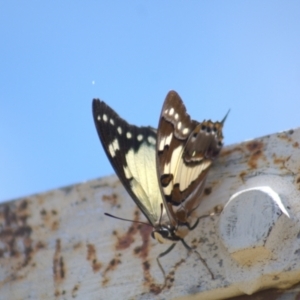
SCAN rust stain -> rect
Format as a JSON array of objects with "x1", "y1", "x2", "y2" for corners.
[
  {"x1": 102, "y1": 255, "x2": 122, "y2": 285},
  {"x1": 293, "y1": 141, "x2": 299, "y2": 148},
  {"x1": 272, "y1": 154, "x2": 293, "y2": 173},
  {"x1": 72, "y1": 283, "x2": 80, "y2": 298},
  {"x1": 101, "y1": 209, "x2": 141, "y2": 286},
  {"x1": 246, "y1": 141, "x2": 265, "y2": 169},
  {"x1": 53, "y1": 239, "x2": 66, "y2": 284},
  {"x1": 220, "y1": 146, "x2": 244, "y2": 158},
  {"x1": 165, "y1": 259, "x2": 186, "y2": 289},
  {"x1": 40, "y1": 208, "x2": 60, "y2": 231},
  {"x1": 52, "y1": 221, "x2": 59, "y2": 231},
  {"x1": 248, "y1": 150, "x2": 263, "y2": 169},
  {"x1": 102, "y1": 193, "x2": 120, "y2": 208},
  {"x1": 115, "y1": 209, "x2": 141, "y2": 250},
  {"x1": 239, "y1": 171, "x2": 247, "y2": 183},
  {"x1": 204, "y1": 187, "x2": 212, "y2": 196},
  {"x1": 246, "y1": 141, "x2": 263, "y2": 152},
  {"x1": 296, "y1": 176, "x2": 300, "y2": 190},
  {"x1": 136, "y1": 225, "x2": 159, "y2": 292},
  {"x1": 73, "y1": 242, "x2": 82, "y2": 250},
  {"x1": 272, "y1": 153, "x2": 290, "y2": 166},
  {"x1": 86, "y1": 243, "x2": 102, "y2": 273},
  {"x1": 277, "y1": 131, "x2": 293, "y2": 143},
  {"x1": 0, "y1": 201, "x2": 34, "y2": 268}
]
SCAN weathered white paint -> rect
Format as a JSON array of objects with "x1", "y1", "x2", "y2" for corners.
[{"x1": 1, "y1": 128, "x2": 300, "y2": 300}]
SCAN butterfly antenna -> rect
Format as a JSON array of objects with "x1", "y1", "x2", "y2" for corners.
[
  {"x1": 104, "y1": 213, "x2": 152, "y2": 227},
  {"x1": 221, "y1": 109, "x2": 230, "y2": 125}
]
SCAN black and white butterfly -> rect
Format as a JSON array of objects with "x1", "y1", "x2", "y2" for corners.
[{"x1": 92, "y1": 90, "x2": 228, "y2": 280}]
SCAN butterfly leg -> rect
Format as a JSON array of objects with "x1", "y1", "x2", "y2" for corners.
[
  {"x1": 181, "y1": 238, "x2": 214, "y2": 279},
  {"x1": 156, "y1": 243, "x2": 176, "y2": 283}
]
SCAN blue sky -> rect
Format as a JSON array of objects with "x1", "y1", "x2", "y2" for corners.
[{"x1": 0, "y1": 2, "x2": 299, "y2": 202}]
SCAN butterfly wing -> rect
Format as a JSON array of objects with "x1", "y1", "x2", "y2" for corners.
[
  {"x1": 156, "y1": 91, "x2": 225, "y2": 225},
  {"x1": 92, "y1": 99, "x2": 163, "y2": 226}
]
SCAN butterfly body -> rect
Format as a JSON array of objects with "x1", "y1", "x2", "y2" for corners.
[{"x1": 92, "y1": 91, "x2": 227, "y2": 279}]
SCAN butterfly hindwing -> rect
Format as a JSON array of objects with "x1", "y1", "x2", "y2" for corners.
[
  {"x1": 92, "y1": 99, "x2": 163, "y2": 226},
  {"x1": 156, "y1": 91, "x2": 225, "y2": 224}
]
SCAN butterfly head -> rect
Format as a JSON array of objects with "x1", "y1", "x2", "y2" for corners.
[{"x1": 151, "y1": 225, "x2": 181, "y2": 244}]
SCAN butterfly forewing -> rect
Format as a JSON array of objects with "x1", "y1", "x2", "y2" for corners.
[
  {"x1": 92, "y1": 99, "x2": 163, "y2": 226},
  {"x1": 156, "y1": 91, "x2": 225, "y2": 225}
]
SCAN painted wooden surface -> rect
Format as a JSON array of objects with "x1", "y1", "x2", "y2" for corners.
[{"x1": 1, "y1": 128, "x2": 300, "y2": 299}]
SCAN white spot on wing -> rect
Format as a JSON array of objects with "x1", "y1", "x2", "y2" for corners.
[
  {"x1": 127, "y1": 132, "x2": 132, "y2": 139},
  {"x1": 169, "y1": 108, "x2": 174, "y2": 116},
  {"x1": 110, "y1": 119, "x2": 114, "y2": 125},
  {"x1": 177, "y1": 122, "x2": 182, "y2": 130},
  {"x1": 182, "y1": 128, "x2": 189, "y2": 135},
  {"x1": 108, "y1": 139, "x2": 120, "y2": 157},
  {"x1": 158, "y1": 132, "x2": 173, "y2": 151},
  {"x1": 97, "y1": 115, "x2": 101, "y2": 121},
  {"x1": 163, "y1": 145, "x2": 183, "y2": 180},
  {"x1": 148, "y1": 136, "x2": 156, "y2": 145},
  {"x1": 123, "y1": 165, "x2": 132, "y2": 179},
  {"x1": 175, "y1": 113, "x2": 179, "y2": 120},
  {"x1": 117, "y1": 127, "x2": 122, "y2": 135},
  {"x1": 137, "y1": 134, "x2": 143, "y2": 141},
  {"x1": 103, "y1": 114, "x2": 108, "y2": 122}
]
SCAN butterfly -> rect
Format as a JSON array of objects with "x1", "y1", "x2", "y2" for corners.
[{"x1": 92, "y1": 90, "x2": 228, "y2": 280}]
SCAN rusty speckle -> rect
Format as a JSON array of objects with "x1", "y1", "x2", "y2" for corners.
[
  {"x1": 134, "y1": 246, "x2": 141, "y2": 255},
  {"x1": 138, "y1": 225, "x2": 152, "y2": 260},
  {"x1": 116, "y1": 228, "x2": 135, "y2": 250},
  {"x1": 73, "y1": 242, "x2": 82, "y2": 250},
  {"x1": 19, "y1": 200, "x2": 28, "y2": 210},
  {"x1": 150, "y1": 283, "x2": 162, "y2": 295},
  {"x1": 36, "y1": 241, "x2": 45, "y2": 250},
  {"x1": 247, "y1": 143, "x2": 270, "y2": 170},
  {"x1": 51, "y1": 221, "x2": 59, "y2": 231},
  {"x1": 102, "y1": 193, "x2": 119, "y2": 207},
  {"x1": 246, "y1": 141, "x2": 263, "y2": 152},
  {"x1": 15, "y1": 225, "x2": 32, "y2": 237},
  {"x1": 4, "y1": 205, "x2": 17, "y2": 226},
  {"x1": 72, "y1": 284, "x2": 80, "y2": 298},
  {"x1": 53, "y1": 239, "x2": 66, "y2": 283},
  {"x1": 51, "y1": 210, "x2": 57, "y2": 215},
  {"x1": 220, "y1": 146, "x2": 243, "y2": 157},
  {"x1": 297, "y1": 177, "x2": 300, "y2": 184},
  {"x1": 248, "y1": 148, "x2": 265, "y2": 169},
  {"x1": 86, "y1": 244, "x2": 102, "y2": 273},
  {"x1": 143, "y1": 260, "x2": 150, "y2": 271},
  {"x1": 239, "y1": 171, "x2": 247, "y2": 182},
  {"x1": 60, "y1": 257, "x2": 65, "y2": 278},
  {"x1": 273, "y1": 155, "x2": 286, "y2": 166},
  {"x1": 0, "y1": 202, "x2": 35, "y2": 267},
  {"x1": 115, "y1": 209, "x2": 141, "y2": 251},
  {"x1": 204, "y1": 187, "x2": 212, "y2": 196},
  {"x1": 40, "y1": 209, "x2": 47, "y2": 216},
  {"x1": 102, "y1": 256, "x2": 122, "y2": 285}
]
